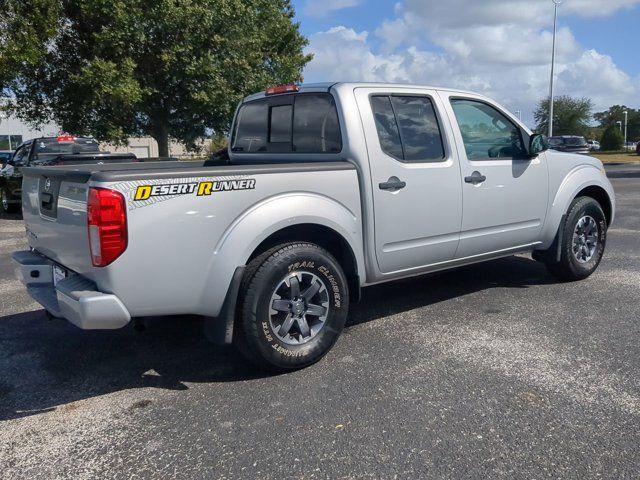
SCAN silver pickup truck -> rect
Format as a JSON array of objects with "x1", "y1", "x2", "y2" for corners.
[{"x1": 13, "y1": 82, "x2": 615, "y2": 370}]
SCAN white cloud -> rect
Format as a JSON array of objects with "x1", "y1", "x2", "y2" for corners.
[
  {"x1": 303, "y1": 0, "x2": 361, "y2": 18},
  {"x1": 303, "y1": 0, "x2": 640, "y2": 125}
]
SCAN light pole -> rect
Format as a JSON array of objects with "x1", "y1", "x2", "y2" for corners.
[
  {"x1": 616, "y1": 121, "x2": 622, "y2": 133},
  {"x1": 623, "y1": 110, "x2": 628, "y2": 148},
  {"x1": 548, "y1": 0, "x2": 562, "y2": 138}
]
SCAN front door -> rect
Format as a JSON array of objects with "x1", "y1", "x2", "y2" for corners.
[
  {"x1": 355, "y1": 87, "x2": 463, "y2": 274},
  {"x1": 439, "y1": 94, "x2": 549, "y2": 259}
]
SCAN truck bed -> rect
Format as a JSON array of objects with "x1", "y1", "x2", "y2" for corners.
[{"x1": 19, "y1": 159, "x2": 360, "y2": 318}]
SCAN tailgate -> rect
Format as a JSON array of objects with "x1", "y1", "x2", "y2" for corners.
[{"x1": 21, "y1": 169, "x2": 92, "y2": 275}]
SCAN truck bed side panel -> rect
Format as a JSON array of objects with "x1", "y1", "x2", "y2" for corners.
[{"x1": 21, "y1": 162, "x2": 362, "y2": 318}]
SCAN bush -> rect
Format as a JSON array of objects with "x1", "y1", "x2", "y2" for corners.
[{"x1": 600, "y1": 125, "x2": 624, "y2": 151}]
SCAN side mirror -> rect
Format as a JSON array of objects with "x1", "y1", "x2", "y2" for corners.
[{"x1": 529, "y1": 133, "x2": 548, "y2": 156}]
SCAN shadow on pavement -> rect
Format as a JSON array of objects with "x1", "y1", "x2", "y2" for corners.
[
  {"x1": 0, "y1": 255, "x2": 554, "y2": 421},
  {"x1": 0, "y1": 210, "x2": 23, "y2": 221}
]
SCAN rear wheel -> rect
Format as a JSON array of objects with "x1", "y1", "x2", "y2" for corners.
[
  {"x1": 235, "y1": 242, "x2": 349, "y2": 370},
  {"x1": 0, "y1": 186, "x2": 19, "y2": 214},
  {"x1": 545, "y1": 196, "x2": 607, "y2": 281}
]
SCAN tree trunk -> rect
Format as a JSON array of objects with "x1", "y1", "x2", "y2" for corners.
[{"x1": 155, "y1": 129, "x2": 170, "y2": 158}]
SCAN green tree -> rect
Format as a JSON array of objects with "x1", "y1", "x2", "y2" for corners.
[
  {"x1": 0, "y1": 0, "x2": 311, "y2": 156},
  {"x1": 534, "y1": 96, "x2": 593, "y2": 137},
  {"x1": 594, "y1": 105, "x2": 640, "y2": 142},
  {"x1": 600, "y1": 125, "x2": 624, "y2": 151}
]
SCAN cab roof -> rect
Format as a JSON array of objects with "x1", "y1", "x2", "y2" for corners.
[{"x1": 242, "y1": 82, "x2": 479, "y2": 103}]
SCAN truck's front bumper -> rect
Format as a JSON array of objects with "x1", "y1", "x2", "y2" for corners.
[{"x1": 12, "y1": 250, "x2": 131, "y2": 329}]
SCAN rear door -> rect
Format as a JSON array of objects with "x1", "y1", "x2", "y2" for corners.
[
  {"x1": 355, "y1": 87, "x2": 463, "y2": 273},
  {"x1": 439, "y1": 93, "x2": 549, "y2": 258}
]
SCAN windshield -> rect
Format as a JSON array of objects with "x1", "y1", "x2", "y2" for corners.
[
  {"x1": 564, "y1": 137, "x2": 587, "y2": 146},
  {"x1": 34, "y1": 137, "x2": 101, "y2": 155}
]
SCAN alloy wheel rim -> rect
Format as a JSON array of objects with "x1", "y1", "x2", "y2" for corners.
[
  {"x1": 572, "y1": 215, "x2": 598, "y2": 263},
  {"x1": 269, "y1": 271, "x2": 330, "y2": 345},
  {"x1": 1, "y1": 189, "x2": 7, "y2": 210}
]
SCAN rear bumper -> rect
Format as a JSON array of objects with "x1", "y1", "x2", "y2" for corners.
[{"x1": 12, "y1": 250, "x2": 131, "y2": 329}]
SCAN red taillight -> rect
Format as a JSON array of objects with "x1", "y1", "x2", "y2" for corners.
[
  {"x1": 87, "y1": 187, "x2": 127, "y2": 267},
  {"x1": 57, "y1": 134, "x2": 75, "y2": 143},
  {"x1": 265, "y1": 84, "x2": 299, "y2": 96}
]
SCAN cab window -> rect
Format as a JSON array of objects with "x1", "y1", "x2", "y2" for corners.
[
  {"x1": 370, "y1": 95, "x2": 445, "y2": 163},
  {"x1": 12, "y1": 144, "x2": 30, "y2": 166},
  {"x1": 232, "y1": 93, "x2": 342, "y2": 154},
  {"x1": 450, "y1": 99, "x2": 526, "y2": 160}
]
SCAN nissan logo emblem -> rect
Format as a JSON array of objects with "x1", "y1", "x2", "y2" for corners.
[{"x1": 44, "y1": 178, "x2": 51, "y2": 192}]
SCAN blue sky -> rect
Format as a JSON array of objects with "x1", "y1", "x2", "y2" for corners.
[{"x1": 290, "y1": 0, "x2": 640, "y2": 125}]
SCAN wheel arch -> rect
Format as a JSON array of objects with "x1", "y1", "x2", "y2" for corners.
[
  {"x1": 575, "y1": 185, "x2": 612, "y2": 226},
  {"x1": 539, "y1": 166, "x2": 615, "y2": 249},
  {"x1": 247, "y1": 223, "x2": 361, "y2": 302},
  {"x1": 199, "y1": 192, "x2": 364, "y2": 319}
]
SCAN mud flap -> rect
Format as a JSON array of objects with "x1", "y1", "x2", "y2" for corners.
[
  {"x1": 532, "y1": 214, "x2": 566, "y2": 264},
  {"x1": 203, "y1": 266, "x2": 245, "y2": 345}
]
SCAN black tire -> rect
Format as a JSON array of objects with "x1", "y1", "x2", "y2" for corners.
[
  {"x1": 235, "y1": 242, "x2": 349, "y2": 370},
  {"x1": 546, "y1": 196, "x2": 607, "y2": 281},
  {"x1": 0, "y1": 186, "x2": 19, "y2": 214}
]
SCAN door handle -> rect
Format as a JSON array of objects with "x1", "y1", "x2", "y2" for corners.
[
  {"x1": 379, "y1": 176, "x2": 406, "y2": 191},
  {"x1": 464, "y1": 171, "x2": 486, "y2": 185}
]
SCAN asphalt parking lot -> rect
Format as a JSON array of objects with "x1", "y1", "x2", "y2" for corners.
[{"x1": 1, "y1": 164, "x2": 639, "y2": 479}]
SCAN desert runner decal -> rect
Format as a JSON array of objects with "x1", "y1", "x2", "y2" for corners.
[{"x1": 133, "y1": 178, "x2": 256, "y2": 201}]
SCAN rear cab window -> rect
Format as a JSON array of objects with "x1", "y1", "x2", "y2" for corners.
[
  {"x1": 231, "y1": 93, "x2": 342, "y2": 155},
  {"x1": 33, "y1": 137, "x2": 101, "y2": 160}
]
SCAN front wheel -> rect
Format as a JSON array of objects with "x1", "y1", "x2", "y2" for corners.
[
  {"x1": 236, "y1": 242, "x2": 349, "y2": 370},
  {"x1": 546, "y1": 196, "x2": 607, "y2": 281}
]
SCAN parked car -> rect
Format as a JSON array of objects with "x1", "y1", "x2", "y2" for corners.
[
  {"x1": 623, "y1": 141, "x2": 638, "y2": 152},
  {"x1": 0, "y1": 135, "x2": 137, "y2": 213},
  {"x1": 13, "y1": 83, "x2": 615, "y2": 370},
  {"x1": 0, "y1": 150, "x2": 13, "y2": 165},
  {"x1": 548, "y1": 136, "x2": 591, "y2": 155},
  {"x1": 586, "y1": 139, "x2": 600, "y2": 151},
  {"x1": 636, "y1": 142, "x2": 640, "y2": 155}
]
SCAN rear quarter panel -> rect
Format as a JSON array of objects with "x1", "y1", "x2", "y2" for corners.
[{"x1": 92, "y1": 166, "x2": 364, "y2": 317}]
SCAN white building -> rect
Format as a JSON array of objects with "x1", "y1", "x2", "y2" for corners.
[{"x1": 0, "y1": 111, "x2": 58, "y2": 150}]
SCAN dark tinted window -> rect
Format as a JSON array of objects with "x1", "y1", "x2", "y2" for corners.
[
  {"x1": 269, "y1": 105, "x2": 292, "y2": 143},
  {"x1": 293, "y1": 94, "x2": 341, "y2": 153},
  {"x1": 232, "y1": 93, "x2": 341, "y2": 154},
  {"x1": 548, "y1": 137, "x2": 563, "y2": 147},
  {"x1": 233, "y1": 101, "x2": 269, "y2": 152},
  {"x1": 13, "y1": 144, "x2": 30, "y2": 166},
  {"x1": 565, "y1": 136, "x2": 587, "y2": 146},
  {"x1": 33, "y1": 137, "x2": 101, "y2": 156},
  {"x1": 370, "y1": 96, "x2": 403, "y2": 159},
  {"x1": 451, "y1": 99, "x2": 526, "y2": 160},
  {"x1": 370, "y1": 95, "x2": 445, "y2": 162}
]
